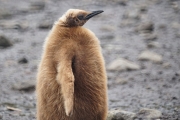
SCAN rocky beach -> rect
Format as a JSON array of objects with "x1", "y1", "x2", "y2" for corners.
[{"x1": 0, "y1": 0, "x2": 180, "y2": 119}]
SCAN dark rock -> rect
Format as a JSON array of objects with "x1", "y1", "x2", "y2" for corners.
[
  {"x1": 172, "y1": 96, "x2": 177, "y2": 100},
  {"x1": 0, "y1": 35, "x2": 12, "y2": 48},
  {"x1": 158, "y1": 71, "x2": 163, "y2": 74},
  {"x1": 112, "y1": 0, "x2": 128, "y2": 6},
  {"x1": 139, "y1": 5, "x2": 148, "y2": 13},
  {"x1": 146, "y1": 86, "x2": 151, "y2": 89},
  {"x1": 172, "y1": 76, "x2": 176, "y2": 81},
  {"x1": 175, "y1": 71, "x2": 180, "y2": 76},
  {"x1": 118, "y1": 0, "x2": 128, "y2": 6},
  {"x1": 18, "y1": 57, "x2": 28, "y2": 64}
]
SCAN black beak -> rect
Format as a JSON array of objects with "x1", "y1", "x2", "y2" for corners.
[{"x1": 84, "y1": 10, "x2": 104, "y2": 20}]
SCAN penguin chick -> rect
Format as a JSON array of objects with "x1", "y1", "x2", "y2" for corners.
[{"x1": 36, "y1": 9, "x2": 107, "y2": 120}]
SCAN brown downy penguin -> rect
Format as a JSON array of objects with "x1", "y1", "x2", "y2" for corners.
[{"x1": 36, "y1": 9, "x2": 107, "y2": 120}]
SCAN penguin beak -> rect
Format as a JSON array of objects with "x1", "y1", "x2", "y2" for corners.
[{"x1": 84, "y1": 10, "x2": 104, "y2": 20}]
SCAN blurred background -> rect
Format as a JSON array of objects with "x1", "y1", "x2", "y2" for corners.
[{"x1": 0, "y1": 0, "x2": 180, "y2": 119}]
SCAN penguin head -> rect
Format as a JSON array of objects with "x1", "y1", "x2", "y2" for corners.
[{"x1": 59, "y1": 9, "x2": 103, "y2": 27}]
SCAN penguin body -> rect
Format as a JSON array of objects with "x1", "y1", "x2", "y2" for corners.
[{"x1": 36, "y1": 9, "x2": 107, "y2": 120}]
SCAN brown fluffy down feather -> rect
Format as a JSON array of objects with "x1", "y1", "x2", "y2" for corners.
[{"x1": 36, "y1": 9, "x2": 108, "y2": 120}]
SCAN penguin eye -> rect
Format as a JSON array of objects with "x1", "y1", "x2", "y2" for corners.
[{"x1": 77, "y1": 15, "x2": 84, "y2": 20}]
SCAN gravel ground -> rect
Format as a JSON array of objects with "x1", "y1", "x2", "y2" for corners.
[{"x1": 0, "y1": 0, "x2": 180, "y2": 119}]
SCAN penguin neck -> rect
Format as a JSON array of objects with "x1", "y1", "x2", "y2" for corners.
[
  {"x1": 52, "y1": 22, "x2": 85, "y2": 38},
  {"x1": 55, "y1": 19, "x2": 68, "y2": 27}
]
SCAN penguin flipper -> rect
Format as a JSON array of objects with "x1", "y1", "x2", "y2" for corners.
[{"x1": 56, "y1": 56, "x2": 74, "y2": 116}]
